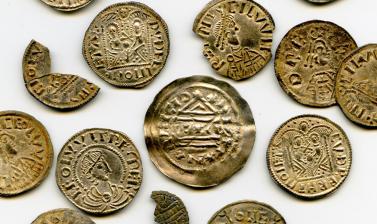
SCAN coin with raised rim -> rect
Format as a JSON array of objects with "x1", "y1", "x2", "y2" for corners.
[
  {"x1": 32, "y1": 208, "x2": 95, "y2": 224},
  {"x1": 193, "y1": 0, "x2": 275, "y2": 80},
  {"x1": 151, "y1": 191, "x2": 189, "y2": 224},
  {"x1": 83, "y1": 2, "x2": 170, "y2": 88},
  {"x1": 0, "y1": 111, "x2": 53, "y2": 197},
  {"x1": 208, "y1": 200, "x2": 286, "y2": 223},
  {"x1": 267, "y1": 115, "x2": 352, "y2": 199},
  {"x1": 144, "y1": 75, "x2": 255, "y2": 188},
  {"x1": 275, "y1": 20, "x2": 357, "y2": 107},
  {"x1": 40, "y1": 0, "x2": 93, "y2": 11},
  {"x1": 56, "y1": 128, "x2": 143, "y2": 215},
  {"x1": 336, "y1": 44, "x2": 377, "y2": 128}
]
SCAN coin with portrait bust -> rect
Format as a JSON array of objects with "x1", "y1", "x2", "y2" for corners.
[
  {"x1": 208, "y1": 200, "x2": 286, "y2": 223},
  {"x1": 32, "y1": 208, "x2": 95, "y2": 224},
  {"x1": 193, "y1": 0, "x2": 275, "y2": 80},
  {"x1": 56, "y1": 128, "x2": 143, "y2": 215},
  {"x1": 144, "y1": 75, "x2": 256, "y2": 188},
  {"x1": 267, "y1": 115, "x2": 352, "y2": 199},
  {"x1": 40, "y1": 0, "x2": 93, "y2": 11},
  {"x1": 275, "y1": 20, "x2": 357, "y2": 107},
  {"x1": 151, "y1": 191, "x2": 189, "y2": 224},
  {"x1": 83, "y1": 2, "x2": 170, "y2": 88},
  {"x1": 0, "y1": 111, "x2": 53, "y2": 197}
]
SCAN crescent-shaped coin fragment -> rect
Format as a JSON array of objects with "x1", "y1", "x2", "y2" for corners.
[
  {"x1": 40, "y1": 0, "x2": 94, "y2": 11},
  {"x1": 151, "y1": 191, "x2": 189, "y2": 224},
  {"x1": 23, "y1": 40, "x2": 100, "y2": 110},
  {"x1": 32, "y1": 208, "x2": 95, "y2": 224}
]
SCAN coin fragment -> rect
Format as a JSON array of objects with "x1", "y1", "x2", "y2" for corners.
[
  {"x1": 83, "y1": 2, "x2": 170, "y2": 88},
  {"x1": 0, "y1": 111, "x2": 53, "y2": 196},
  {"x1": 40, "y1": 0, "x2": 93, "y2": 11},
  {"x1": 336, "y1": 44, "x2": 377, "y2": 127},
  {"x1": 274, "y1": 20, "x2": 357, "y2": 107},
  {"x1": 144, "y1": 75, "x2": 255, "y2": 187},
  {"x1": 151, "y1": 191, "x2": 189, "y2": 224},
  {"x1": 32, "y1": 208, "x2": 95, "y2": 224},
  {"x1": 208, "y1": 200, "x2": 286, "y2": 224},
  {"x1": 56, "y1": 128, "x2": 143, "y2": 215},
  {"x1": 267, "y1": 115, "x2": 352, "y2": 199},
  {"x1": 23, "y1": 40, "x2": 100, "y2": 110},
  {"x1": 193, "y1": 0, "x2": 275, "y2": 80}
]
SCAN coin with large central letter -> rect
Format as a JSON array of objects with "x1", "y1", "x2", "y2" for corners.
[
  {"x1": 56, "y1": 128, "x2": 143, "y2": 215},
  {"x1": 193, "y1": 0, "x2": 275, "y2": 80},
  {"x1": 144, "y1": 76, "x2": 255, "y2": 188},
  {"x1": 0, "y1": 111, "x2": 53, "y2": 197},
  {"x1": 267, "y1": 115, "x2": 352, "y2": 199},
  {"x1": 32, "y1": 208, "x2": 95, "y2": 224},
  {"x1": 83, "y1": 2, "x2": 170, "y2": 88}
]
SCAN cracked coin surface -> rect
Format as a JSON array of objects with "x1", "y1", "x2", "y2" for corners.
[
  {"x1": 0, "y1": 111, "x2": 53, "y2": 197},
  {"x1": 144, "y1": 76, "x2": 255, "y2": 188},
  {"x1": 267, "y1": 115, "x2": 352, "y2": 199},
  {"x1": 151, "y1": 191, "x2": 189, "y2": 224},
  {"x1": 208, "y1": 200, "x2": 286, "y2": 224},
  {"x1": 32, "y1": 208, "x2": 95, "y2": 224},
  {"x1": 275, "y1": 20, "x2": 357, "y2": 107},
  {"x1": 193, "y1": 0, "x2": 274, "y2": 80},
  {"x1": 336, "y1": 44, "x2": 377, "y2": 128},
  {"x1": 56, "y1": 128, "x2": 143, "y2": 215},
  {"x1": 23, "y1": 40, "x2": 100, "y2": 110},
  {"x1": 83, "y1": 2, "x2": 169, "y2": 88},
  {"x1": 40, "y1": 0, "x2": 93, "y2": 11}
]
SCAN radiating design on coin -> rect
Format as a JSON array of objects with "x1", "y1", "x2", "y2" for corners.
[
  {"x1": 56, "y1": 128, "x2": 142, "y2": 215},
  {"x1": 151, "y1": 191, "x2": 189, "y2": 224},
  {"x1": 208, "y1": 200, "x2": 286, "y2": 223},
  {"x1": 267, "y1": 115, "x2": 352, "y2": 199},
  {"x1": 336, "y1": 44, "x2": 377, "y2": 127},
  {"x1": 32, "y1": 208, "x2": 95, "y2": 224},
  {"x1": 275, "y1": 20, "x2": 357, "y2": 107},
  {"x1": 83, "y1": 2, "x2": 169, "y2": 88},
  {"x1": 40, "y1": 0, "x2": 93, "y2": 11},
  {"x1": 145, "y1": 76, "x2": 255, "y2": 187},
  {"x1": 23, "y1": 40, "x2": 100, "y2": 110},
  {"x1": 0, "y1": 111, "x2": 53, "y2": 196},
  {"x1": 193, "y1": 0, "x2": 274, "y2": 80}
]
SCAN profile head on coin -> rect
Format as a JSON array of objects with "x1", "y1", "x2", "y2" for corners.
[
  {"x1": 267, "y1": 115, "x2": 352, "y2": 199},
  {"x1": 0, "y1": 111, "x2": 53, "y2": 197},
  {"x1": 32, "y1": 208, "x2": 95, "y2": 224},
  {"x1": 336, "y1": 44, "x2": 377, "y2": 128},
  {"x1": 144, "y1": 76, "x2": 256, "y2": 188},
  {"x1": 40, "y1": 0, "x2": 94, "y2": 11},
  {"x1": 193, "y1": 0, "x2": 275, "y2": 80},
  {"x1": 208, "y1": 200, "x2": 286, "y2": 223},
  {"x1": 56, "y1": 128, "x2": 143, "y2": 215},
  {"x1": 83, "y1": 2, "x2": 170, "y2": 88},
  {"x1": 275, "y1": 20, "x2": 357, "y2": 107}
]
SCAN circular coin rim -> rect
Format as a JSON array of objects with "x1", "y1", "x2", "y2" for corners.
[
  {"x1": 0, "y1": 110, "x2": 53, "y2": 197},
  {"x1": 335, "y1": 43, "x2": 377, "y2": 128},
  {"x1": 144, "y1": 75, "x2": 256, "y2": 188},
  {"x1": 40, "y1": 0, "x2": 94, "y2": 11},
  {"x1": 31, "y1": 208, "x2": 95, "y2": 224},
  {"x1": 266, "y1": 114, "x2": 352, "y2": 200},
  {"x1": 56, "y1": 128, "x2": 143, "y2": 215},
  {"x1": 274, "y1": 20, "x2": 357, "y2": 107},
  {"x1": 82, "y1": 2, "x2": 170, "y2": 88},
  {"x1": 208, "y1": 200, "x2": 286, "y2": 223}
]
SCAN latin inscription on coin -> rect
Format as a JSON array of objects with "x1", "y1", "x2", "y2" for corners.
[
  {"x1": 23, "y1": 40, "x2": 100, "y2": 110},
  {"x1": 151, "y1": 191, "x2": 189, "y2": 224},
  {"x1": 208, "y1": 200, "x2": 286, "y2": 224},
  {"x1": 275, "y1": 20, "x2": 357, "y2": 107},
  {"x1": 56, "y1": 128, "x2": 142, "y2": 215},
  {"x1": 0, "y1": 111, "x2": 53, "y2": 196},
  {"x1": 83, "y1": 2, "x2": 170, "y2": 88},
  {"x1": 336, "y1": 44, "x2": 377, "y2": 127},
  {"x1": 32, "y1": 208, "x2": 95, "y2": 224},
  {"x1": 267, "y1": 115, "x2": 352, "y2": 199},
  {"x1": 193, "y1": 0, "x2": 274, "y2": 80},
  {"x1": 40, "y1": 0, "x2": 93, "y2": 11},
  {"x1": 145, "y1": 76, "x2": 255, "y2": 187}
]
